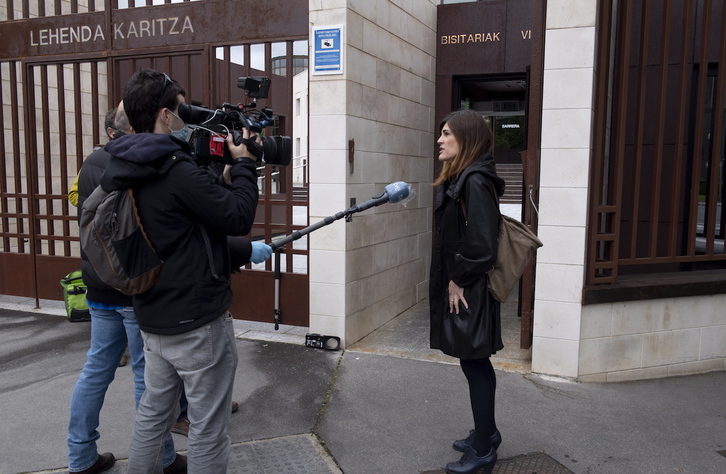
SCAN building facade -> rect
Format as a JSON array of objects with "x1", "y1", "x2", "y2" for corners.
[{"x1": 1, "y1": 0, "x2": 724, "y2": 381}]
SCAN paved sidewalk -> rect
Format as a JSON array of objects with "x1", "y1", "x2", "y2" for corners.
[{"x1": 1, "y1": 296, "x2": 725, "y2": 474}]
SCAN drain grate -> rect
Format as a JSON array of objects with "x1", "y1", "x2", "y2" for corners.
[
  {"x1": 227, "y1": 434, "x2": 340, "y2": 473},
  {"x1": 493, "y1": 453, "x2": 574, "y2": 474},
  {"x1": 422, "y1": 452, "x2": 574, "y2": 474}
]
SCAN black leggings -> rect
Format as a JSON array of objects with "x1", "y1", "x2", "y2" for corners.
[{"x1": 460, "y1": 358, "x2": 497, "y2": 455}]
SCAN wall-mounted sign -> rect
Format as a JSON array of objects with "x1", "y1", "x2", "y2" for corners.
[
  {"x1": 312, "y1": 25, "x2": 343, "y2": 75},
  {"x1": 437, "y1": 0, "x2": 532, "y2": 75}
]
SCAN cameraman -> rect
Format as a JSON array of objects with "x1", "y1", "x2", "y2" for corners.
[{"x1": 102, "y1": 69, "x2": 259, "y2": 473}]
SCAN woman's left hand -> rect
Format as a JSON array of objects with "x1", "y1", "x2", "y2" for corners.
[{"x1": 448, "y1": 280, "x2": 468, "y2": 314}]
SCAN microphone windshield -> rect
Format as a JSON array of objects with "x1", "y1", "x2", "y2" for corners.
[{"x1": 385, "y1": 181, "x2": 410, "y2": 203}]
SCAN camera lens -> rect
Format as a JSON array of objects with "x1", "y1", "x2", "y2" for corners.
[
  {"x1": 260, "y1": 135, "x2": 292, "y2": 166},
  {"x1": 178, "y1": 102, "x2": 215, "y2": 124}
]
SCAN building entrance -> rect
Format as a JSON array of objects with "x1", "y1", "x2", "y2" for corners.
[
  {"x1": 458, "y1": 74, "x2": 528, "y2": 204},
  {"x1": 435, "y1": 0, "x2": 545, "y2": 349}
]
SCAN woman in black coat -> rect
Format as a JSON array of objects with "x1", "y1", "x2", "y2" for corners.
[{"x1": 429, "y1": 110, "x2": 506, "y2": 474}]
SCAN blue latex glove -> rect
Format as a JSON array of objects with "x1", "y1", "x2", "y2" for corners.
[{"x1": 250, "y1": 241, "x2": 273, "y2": 264}]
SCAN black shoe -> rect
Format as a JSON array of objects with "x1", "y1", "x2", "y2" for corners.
[
  {"x1": 73, "y1": 452, "x2": 115, "y2": 474},
  {"x1": 452, "y1": 429, "x2": 502, "y2": 452},
  {"x1": 445, "y1": 446, "x2": 497, "y2": 474},
  {"x1": 163, "y1": 453, "x2": 187, "y2": 474}
]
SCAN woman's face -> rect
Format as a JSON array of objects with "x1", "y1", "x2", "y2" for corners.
[{"x1": 437, "y1": 122, "x2": 460, "y2": 163}]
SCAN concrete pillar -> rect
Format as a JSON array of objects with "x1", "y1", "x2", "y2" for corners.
[
  {"x1": 532, "y1": 0, "x2": 598, "y2": 378},
  {"x1": 307, "y1": 0, "x2": 438, "y2": 346}
]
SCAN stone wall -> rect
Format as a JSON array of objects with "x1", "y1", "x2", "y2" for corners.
[{"x1": 307, "y1": 0, "x2": 438, "y2": 346}]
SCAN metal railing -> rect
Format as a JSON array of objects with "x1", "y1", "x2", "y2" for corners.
[{"x1": 256, "y1": 154, "x2": 307, "y2": 193}]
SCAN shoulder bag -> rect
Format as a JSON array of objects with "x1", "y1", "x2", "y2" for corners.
[{"x1": 460, "y1": 191, "x2": 543, "y2": 303}]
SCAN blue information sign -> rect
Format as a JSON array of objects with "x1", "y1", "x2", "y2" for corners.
[{"x1": 313, "y1": 26, "x2": 343, "y2": 75}]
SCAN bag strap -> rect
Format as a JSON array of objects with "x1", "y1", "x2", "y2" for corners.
[
  {"x1": 128, "y1": 182, "x2": 219, "y2": 281},
  {"x1": 168, "y1": 223, "x2": 219, "y2": 281},
  {"x1": 200, "y1": 226, "x2": 219, "y2": 280},
  {"x1": 458, "y1": 176, "x2": 501, "y2": 224},
  {"x1": 136, "y1": 152, "x2": 219, "y2": 281}
]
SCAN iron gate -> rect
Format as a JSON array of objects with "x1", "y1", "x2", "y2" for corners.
[{"x1": 0, "y1": 0, "x2": 310, "y2": 326}]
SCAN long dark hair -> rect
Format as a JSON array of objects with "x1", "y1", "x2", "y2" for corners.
[{"x1": 433, "y1": 110, "x2": 493, "y2": 186}]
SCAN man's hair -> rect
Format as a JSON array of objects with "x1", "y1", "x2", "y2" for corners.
[
  {"x1": 123, "y1": 68, "x2": 185, "y2": 133},
  {"x1": 103, "y1": 107, "x2": 117, "y2": 131},
  {"x1": 115, "y1": 108, "x2": 131, "y2": 134}
]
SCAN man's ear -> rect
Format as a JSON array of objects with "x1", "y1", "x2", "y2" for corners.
[
  {"x1": 160, "y1": 107, "x2": 172, "y2": 126},
  {"x1": 106, "y1": 127, "x2": 115, "y2": 140}
]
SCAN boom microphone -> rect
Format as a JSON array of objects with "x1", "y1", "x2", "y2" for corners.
[
  {"x1": 351, "y1": 181, "x2": 410, "y2": 212},
  {"x1": 268, "y1": 181, "x2": 412, "y2": 251}
]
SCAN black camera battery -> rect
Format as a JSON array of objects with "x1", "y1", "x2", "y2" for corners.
[
  {"x1": 191, "y1": 127, "x2": 231, "y2": 163},
  {"x1": 305, "y1": 333, "x2": 341, "y2": 351}
]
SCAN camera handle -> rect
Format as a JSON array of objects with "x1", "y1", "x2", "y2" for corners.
[{"x1": 231, "y1": 131, "x2": 264, "y2": 160}]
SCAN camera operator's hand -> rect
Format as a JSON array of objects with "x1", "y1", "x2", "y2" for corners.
[
  {"x1": 225, "y1": 128, "x2": 257, "y2": 161},
  {"x1": 250, "y1": 242, "x2": 273, "y2": 264},
  {"x1": 223, "y1": 128, "x2": 258, "y2": 184}
]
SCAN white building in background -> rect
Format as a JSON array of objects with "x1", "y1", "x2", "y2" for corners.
[{"x1": 292, "y1": 70, "x2": 309, "y2": 187}]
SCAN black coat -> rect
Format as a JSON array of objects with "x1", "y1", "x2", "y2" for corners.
[
  {"x1": 429, "y1": 153, "x2": 506, "y2": 360},
  {"x1": 103, "y1": 133, "x2": 259, "y2": 335},
  {"x1": 77, "y1": 146, "x2": 253, "y2": 307}
]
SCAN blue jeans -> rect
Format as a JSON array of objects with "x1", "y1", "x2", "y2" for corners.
[
  {"x1": 67, "y1": 306, "x2": 177, "y2": 472},
  {"x1": 128, "y1": 313, "x2": 238, "y2": 474},
  {"x1": 178, "y1": 392, "x2": 189, "y2": 422}
]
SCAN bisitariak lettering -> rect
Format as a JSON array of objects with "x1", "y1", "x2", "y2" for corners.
[
  {"x1": 441, "y1": 32, "x2": 501, "y2": 44},
  {"x1": 440, "y1": 30, "x2": 532, "y2": 45}
]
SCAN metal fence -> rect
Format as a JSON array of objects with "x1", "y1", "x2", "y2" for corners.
[
  {"x1": 0, "y1": 1, "x2": 311, "y2": 325},
  {"x1": 588, "y1": 0, "x2": 726, "y2": 287}
]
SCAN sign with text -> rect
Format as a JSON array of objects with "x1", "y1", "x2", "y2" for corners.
[
  {"x1": 0, "y1": 0, "x2": 308, "y2": 61},
  {"x1": 312, "y1": 26, "x2": 343, "y2": 75},
  {"x1": 436, "y1": 0, "x2": 532, "y2": 75}
]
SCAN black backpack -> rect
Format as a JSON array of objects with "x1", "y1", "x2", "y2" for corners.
[{"x1": 79, "y1": 186, "x2": 162, "y2": 296}]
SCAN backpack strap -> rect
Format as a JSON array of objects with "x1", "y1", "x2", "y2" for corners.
[
  {"x1": 200, "y1": 226, "x2": 219, "y2": 280},
  {"x1": 147, "y1": 152, "x2": 220, "y2": 281},
  {"x1": 458, "y1": 173, "x2": 501, "y2": 224}
]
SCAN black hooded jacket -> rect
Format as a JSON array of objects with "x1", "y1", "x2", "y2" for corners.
[
  {"x1": 429, "y1": 152, "x2": 506, "y2": 359},
  {"x1": 102, "y1": 133, "x2": 258, "y2": 334}
]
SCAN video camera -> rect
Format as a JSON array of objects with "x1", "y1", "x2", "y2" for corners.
[{"x1": 178, "y1": 76, "x2": 292, "y2": 166}]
